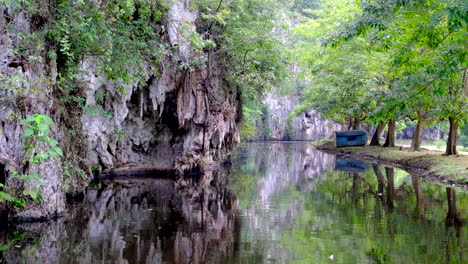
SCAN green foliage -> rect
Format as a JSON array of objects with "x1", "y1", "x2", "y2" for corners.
[
  {"x1": 366, "y1": 248, "x2": 393, "y2": 264},
  {"x1": 292, "y1": 0, "x2": 467, "y2": 153},
  {"x1": 239, "y1": 105, "x2": 263, "y2": 140},
  {"x1": 20, "y1": 114, "x2": 63, "y2": 164},
  {"x1": 0, "y1": 114, "x2": 63, "y2": 208},
  {"x1": 195, "y1": 0, "x2": 290, "y2": 102},
  {"x1": 460, "y1": 124, "x2": 468, "y2": 147},
  {"x1": 284, "y1": 118, "x2": 295, "y2": 140},
  {"x1": 44, "y1": 0, "x2": 169, "y2": 111},
  {"x1": 0, "y1": 231, "x2": 27, "y2": 258},
  {"x1": 293, "y1": 0, "x2": 387, "y2": 125}
]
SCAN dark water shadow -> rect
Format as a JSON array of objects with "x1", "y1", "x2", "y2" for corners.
[
  {"x1": 335, "y1": 155, "x2": 369, "y2": 173},
  {"x1": 0, "y1": 170, "x2": 238, "y2": 264}
]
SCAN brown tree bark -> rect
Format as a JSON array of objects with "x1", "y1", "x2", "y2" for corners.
[
  {"x1": 445, "y1": 117, "x2": 459, "y2": 155},
  {"x1": 352, "y1": 118, "x2": 360, "y2": 130},
  {"x1": 370, "y1": 121, "x2": 386, "y2": 146},
  {"x1": 410, "y1": 118, "x2": 425, "y2": 151},
  {"x1": 383, "y1": 119, "x2": 396, "y2": 147}
]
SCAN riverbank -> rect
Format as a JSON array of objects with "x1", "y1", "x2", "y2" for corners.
[{"x1": 314, "y1": 139, "x2": 468, "y2": 188}]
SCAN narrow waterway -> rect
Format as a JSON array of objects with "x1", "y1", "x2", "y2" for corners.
[{"x1": 0, "y1": 142, "x2": 466, "y2": 263}]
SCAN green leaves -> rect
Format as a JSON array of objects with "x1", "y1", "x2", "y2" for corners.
[
  {"x1": 294, "y1": 0, "x2": 468, "y2": 131},
  {"x1": 22, "y1": 128, "x2": 34, "y2": 138},
  {"x1": 20, "y1": 114, "x2": 63, "y2": 164},
  {"x1": 195, "y1": 0, "x2": 290, "y2": 102},
  {"x1": 21, "y1": 114, "x2": 53, "y2": 138},
  {"x1": 2, "y1": 114, "x2": 64, "y2": 207}
]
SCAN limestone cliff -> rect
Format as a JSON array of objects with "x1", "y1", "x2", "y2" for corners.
[
  {"x1": 252, "y1": 93, "x2": 342, "y2": 141},
  {"x1": 0, "y1": 1, "x2": 240, "y2": 220}
]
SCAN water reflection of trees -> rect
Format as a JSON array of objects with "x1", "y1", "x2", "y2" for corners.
[
  {"x1": 0, "y1": 170, "x2": 238, "y2": 264},
  {"x1": 281, "y1": 163, "x2": 466, "y2": 263}
]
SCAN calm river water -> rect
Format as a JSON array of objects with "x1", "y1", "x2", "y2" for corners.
[{"x1": 0, "y1": 142, "x2": 466, "y2": 263}]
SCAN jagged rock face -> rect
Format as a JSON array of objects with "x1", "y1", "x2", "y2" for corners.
[
  {"x1": 255, "y1": 93, "x2": 341, "y2": 141},
  {"x1": 0, "y1": 1, "x2": 240, "y2": 220},
  {"x1": 0, "y1": 2, "x2": 66, "y2": 219},
  {"x1": 80, "y1": 1, "x2": 239, "y2": 172},
  {"x1": 80, "y1": 53, "x2": 239, "y2": 172},
  {"x1": 397, "y1": 126, "x2": 446, "y2": 140}
]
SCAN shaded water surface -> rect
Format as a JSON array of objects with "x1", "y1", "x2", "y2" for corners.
[{"x1": 0, "y1": 142, "x2": 466, "y2": 263}]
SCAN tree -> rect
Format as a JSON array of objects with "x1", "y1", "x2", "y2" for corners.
[
  {"x1": 292, "y1": 0, "x2": 387, "y2": 130},
  {"x1": 322, "y1": 0, "x2": 468, "y2": 152}
]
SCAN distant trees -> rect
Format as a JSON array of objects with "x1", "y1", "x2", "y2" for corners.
[{"x1": 293, "y1": 0, "x2": 468, "y2": 155}]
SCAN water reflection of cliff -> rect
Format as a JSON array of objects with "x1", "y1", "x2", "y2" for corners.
[
  {"x1": 235, "y1": 143, "x2": 335, "y2": 196},
  {"x1": 230, "y1": 143, "x2": 336, "y2": 262},
  {"x1": 1, "y1": 170, "x2": 237, "y2": 264}
]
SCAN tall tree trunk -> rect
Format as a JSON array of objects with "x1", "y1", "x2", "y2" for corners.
[
  {"x1": 352, "y1": 118, "x2": 360, "y2": 130},
  {"x1": 370, "y1": 121, "x2": 386, "y2": 146},
  {"x1": 445, "y1": 117, "x2": 459, "y2": 155},
  {"x1": 410, "y1": 119, "x2": 425, "y2": 151},
  {"x1": 383, "y1": 119, "x2": 396, "y2": 147}
]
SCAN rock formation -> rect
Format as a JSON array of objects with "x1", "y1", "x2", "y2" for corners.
[
  {"x1": 0, "y1": 1, "x2": 240, "y2": 220},
  {"x1": 252, "y1": 93, "x2": 342, "y2": 141}
]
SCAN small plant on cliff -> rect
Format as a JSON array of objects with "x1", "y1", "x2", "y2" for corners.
[
  {"x1": 0, "y1": 114, "x2": 63, "y2": 207},
  {"x1": 20, "y1": 114, "x2": 63, "y2": 164}
]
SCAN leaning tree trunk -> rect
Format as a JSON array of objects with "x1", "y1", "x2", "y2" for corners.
[
  {"x1": 370, "y1": 121, "x2": 386, "y2": 146},
  {"x1": 410, "y1": 119, "x2": 425, "y2": 151},
  {"x1": 445, "y1": 117, "x2": 459, "y2": 155},
  {"x1": 383, "y1": 119, "x2": 396, "y2": 147}
]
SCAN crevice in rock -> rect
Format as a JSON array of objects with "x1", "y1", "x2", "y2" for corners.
[
  {"x1": 161, "y1": 91, "x2": 187, "y2": 138},
  {"x1": 3, "y1": 9, "x2": 11, "y2": 24},
  {"x1": 7, "y1": 61, "x2": 23, "y2": 69},
  {"x1": 1, "y1": 122, "x2": 7, "y2": 143},
  {"x1": 0, "y1": 163, "x2": 6, "y2": 185},
  {"x1": 30, "y1": 13, "x2": 47, "y2": 31}
]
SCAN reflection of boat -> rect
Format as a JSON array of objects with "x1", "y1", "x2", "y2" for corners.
[
  {"x1": 335, "y1": 130, "x2": 368, "y2": 147},
  {"x1": 334, "y1": 156, "x2": 369, "y2": 173}
]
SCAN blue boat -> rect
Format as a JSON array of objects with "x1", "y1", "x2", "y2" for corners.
[{"x1": 335, "y1": 130, "x2": 368, "y2": 147}]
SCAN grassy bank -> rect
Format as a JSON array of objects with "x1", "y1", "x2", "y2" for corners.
[{"x1": 314, "y1": 139, "x2": 468, "y2": 188}]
